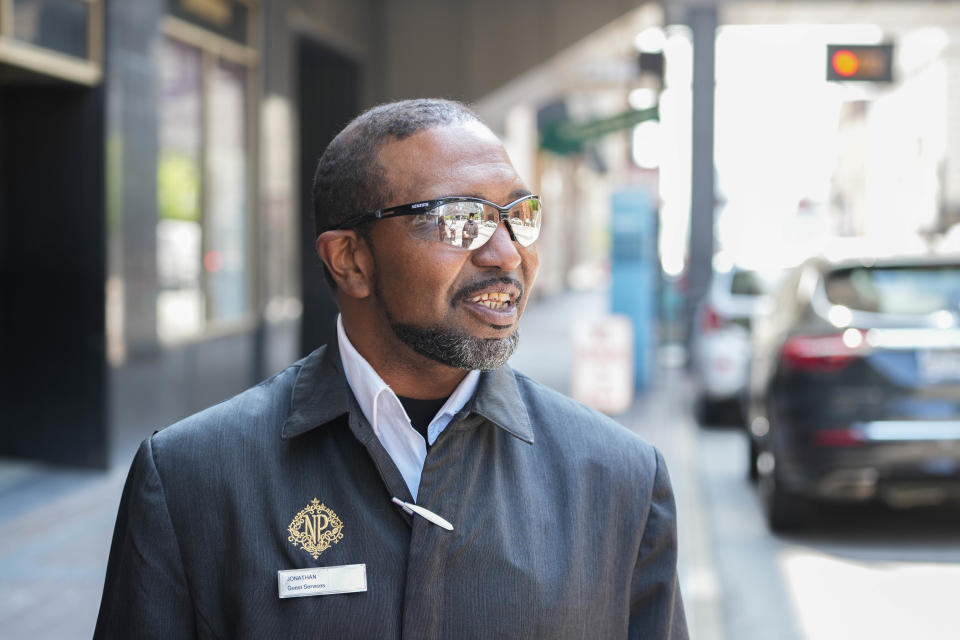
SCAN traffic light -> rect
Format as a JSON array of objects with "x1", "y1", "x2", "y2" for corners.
[
  {"x1": 826, "y1": 44, "x2": 894, "y2": 82},
  {"x1": 638, "y1": 51, "x2": 665, "y2": 83}
]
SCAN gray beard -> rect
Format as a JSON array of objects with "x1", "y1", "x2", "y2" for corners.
[
  {"x1": 369, "y1": 254, "x2": 522, "y2": 370},
  {"x1": 390, "y1": 322, "x2": 519, "y2": 371}
]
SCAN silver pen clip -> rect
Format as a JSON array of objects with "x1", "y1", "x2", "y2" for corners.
[{"x1": 391, "y1": 497, "x2": 454, "y2": 531}]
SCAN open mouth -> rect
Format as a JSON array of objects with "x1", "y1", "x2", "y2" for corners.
[
  {"x1": 469, "y1": 291, "x2": 512, "y2": 311},
  {"x1": 455, "y1": 278, "x2": 524, "y2": 325}
]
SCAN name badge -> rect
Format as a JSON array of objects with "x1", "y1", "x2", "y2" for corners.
[{"x1": 277, "y1": 564, "x2": 367, "y2": 599}]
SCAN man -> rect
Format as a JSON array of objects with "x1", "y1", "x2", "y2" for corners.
[
  {"x1": 438, "y1": 215, "x2": 454, "y2": 244},
  {"x1": 460, "y1": 211, "x2": 479, "y2": 248},
  {"x1": 96, "y1": 99, "x2": 687, "y2": 638}
]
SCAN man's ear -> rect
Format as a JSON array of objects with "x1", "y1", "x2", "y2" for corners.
[{"x1": 316, "y1": 230, "x2": 374, "y2": 299}]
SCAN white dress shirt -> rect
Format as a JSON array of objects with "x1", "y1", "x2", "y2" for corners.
[{"x1": 337, "y1": 315, "x2": 480, "y2": 500}]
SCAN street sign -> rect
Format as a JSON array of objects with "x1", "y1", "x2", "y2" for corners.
[
  {"x1": 826, "y1": 44, "x2": 894, "y2": 82},
  {"x1": 540, "y1": 105, "x2": 659, "y2": 155},
  {"x1": 571, "y1": 315, "x2": 635, "y2": 414}
]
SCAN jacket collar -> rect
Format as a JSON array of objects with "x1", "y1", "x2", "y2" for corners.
[
  {"x1": 467, "y1": 364, "x2": 534, "y2": 444},
  {"x1": 281, "y1": 345, "x2": 352, "y2": 440},
  {"x1": 281, "y1": 344, "x2": 534, "y2": 445}
]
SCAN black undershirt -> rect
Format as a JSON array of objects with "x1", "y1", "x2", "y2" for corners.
[{"x1": 397, "y1": 395, "x2": 449, "y2": 448}]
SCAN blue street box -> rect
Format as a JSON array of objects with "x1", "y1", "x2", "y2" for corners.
[{"x1": 610, "y1": 188, "x2": 657, "y2": 390}]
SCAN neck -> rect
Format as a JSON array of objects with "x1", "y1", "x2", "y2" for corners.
[
  {"x1": 376, "y1": 351, "x2": 469, "y2": 399},
  {"x1": 341, "y1": 314, "x2": 469, "y2": 399}
]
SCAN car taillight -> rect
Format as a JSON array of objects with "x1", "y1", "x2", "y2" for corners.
[
  {"x1": 700, "y1": 304, "x2": 725, "y2": 332},
  {"x1": 812, "y1": 428, "x2": 864, "y2": 447},
  {"x1": 780, "y1": 329, "x2": 868, "y2": 372}
]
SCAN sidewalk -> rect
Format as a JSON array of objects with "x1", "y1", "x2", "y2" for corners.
[
  {"x1": 0, "y1": 459, "x2": 127, "y2": 636},
  {"x1": 0, "y1": 288, "x2": 720, "y2": 639}
]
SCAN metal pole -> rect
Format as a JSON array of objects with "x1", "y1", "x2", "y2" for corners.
[{"x1": 686, "y1": 4, "x2": 717, "y2": 344}]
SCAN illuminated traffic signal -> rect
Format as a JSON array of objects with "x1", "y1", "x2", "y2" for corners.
[{"x1": 826, "y1": 44, "x2": 894, "y2": 82}]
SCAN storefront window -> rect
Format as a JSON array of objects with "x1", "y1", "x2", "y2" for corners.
[
  {"x1": 206, "y1": 58, "x2": 249, "y2": 323},
  {"x1": 156, "y1": 34, "x2": 251, "y2": 342},
  {"x1": 12, "y1": 0, "x2": 89, "y2": 58},
  {"x1": 157, "y1": 37, "x2": 204, "y2": 342},
  {"x1": 0, "y1": 0, "x2": 101, "y2": 85},
  {"x1": 168, "y1": 0, "x2": 249, "y2": 45}
]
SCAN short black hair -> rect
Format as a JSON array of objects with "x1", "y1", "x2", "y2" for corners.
[{"x1": 311, "y1": 98, "x2": 481, "y2": 239}]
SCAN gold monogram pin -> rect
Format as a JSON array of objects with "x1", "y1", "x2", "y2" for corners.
[{"x1": 288, "y1": 498, "x2": 344, "y2": 560}]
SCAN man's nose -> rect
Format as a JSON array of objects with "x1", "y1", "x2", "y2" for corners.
[{"x1": 471, "y1": 221, "x2": 522, "y2": 271}]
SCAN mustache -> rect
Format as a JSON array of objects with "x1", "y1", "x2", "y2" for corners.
[{"x1": 453, "y1": 277, "x2": 524, "y2": 305}]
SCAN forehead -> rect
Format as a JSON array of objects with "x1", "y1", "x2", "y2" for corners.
[{"x1": 376, "y1": 122, "x2": 526, "y2": 205}]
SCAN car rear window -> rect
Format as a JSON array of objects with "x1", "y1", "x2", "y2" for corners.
[
  {"x1": 730, "y1": 270, "x2": 779, "y2": 296},
  {"x1": 824, "y1": 265, "x2": 960, "y2": 314}
]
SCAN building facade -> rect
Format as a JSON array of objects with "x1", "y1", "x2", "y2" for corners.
[{"x1": 0, "y1": 0, "x2": 653, "y2": 468}]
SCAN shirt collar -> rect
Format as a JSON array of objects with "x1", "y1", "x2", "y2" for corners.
[
  {"x1": 281, "y1": 321, "x2": 534, "y2": 445},
  {"x1": 335, "y1": 315, "x2": 400, "y2": 440},
  {"x1": 337, "y1": 316, "x2": 483, "y2": 443}
]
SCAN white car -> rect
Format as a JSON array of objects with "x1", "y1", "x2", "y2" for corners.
[{"x1": 691, "y1": 266, "x2": 779, "y2": 425}]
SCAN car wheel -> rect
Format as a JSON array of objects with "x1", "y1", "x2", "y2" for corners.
[
  {"x1": 758, "y1": 456, "x2": 808, "y2": 532},
  {"x1": 747, "y1": 438, "x2": 759, "y2": 483},
  {"x1": 695, "y1": 395, "x2": 721, "y2": 426}
]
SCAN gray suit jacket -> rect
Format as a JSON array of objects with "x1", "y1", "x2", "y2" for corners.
[{"x1": 96, "y1": 344, "x2": 687, "y2": 638}]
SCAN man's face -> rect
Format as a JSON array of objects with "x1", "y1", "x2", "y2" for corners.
[{"x1": 366, "y1": 122, "x2": 539, "y2": 370}]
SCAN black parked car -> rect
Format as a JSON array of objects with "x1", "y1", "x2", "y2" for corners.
[{"x1": 746, "y1": 253, "x2": 960, "y2": 530}]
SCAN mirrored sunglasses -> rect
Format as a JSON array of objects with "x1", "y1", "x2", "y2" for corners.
[{"x1": 336, "y1": 194, "x2": 542, "y2": 250}]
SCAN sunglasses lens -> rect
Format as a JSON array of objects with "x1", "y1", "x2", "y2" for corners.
[
  {"x1": 408, "y1": 197, "x2": 541, "y2": 249},
  {"x1": 506, "y1": 196, "x2": 541, "y2": 247},
  {"x1": 429, "y1": 202, "x2": 487, "y2": 249}
]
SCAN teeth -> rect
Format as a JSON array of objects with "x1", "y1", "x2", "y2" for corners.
[
  {"x1": 469, "y1": 292, "x2": 511, "y2": 311},
  {"x1": 471, "y1": 292, "x2": 509, "y2": 304}
]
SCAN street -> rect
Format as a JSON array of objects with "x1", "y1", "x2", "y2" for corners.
[
  {"x1": 2, "y1": 289, "x2": 960, "y2": 638},
  {"x1": 691, "y1": 421, "x2": 960, "y2": 640}
]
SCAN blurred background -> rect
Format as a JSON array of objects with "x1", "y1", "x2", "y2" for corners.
[{"x1": 3, "y1": 0, "x2": 960, "y2": 638}]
